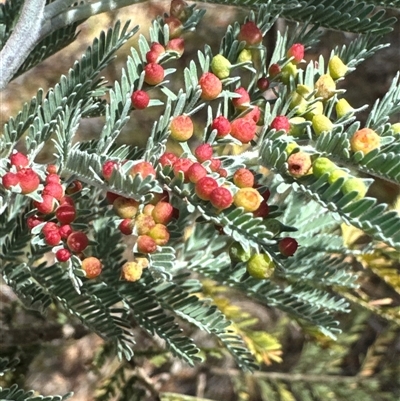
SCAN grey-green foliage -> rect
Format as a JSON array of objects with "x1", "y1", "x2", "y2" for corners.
[{"x1": 0, "y1": 0, "x2": 400, "y2": 399}]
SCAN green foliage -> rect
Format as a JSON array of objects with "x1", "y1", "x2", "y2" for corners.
[{"x1": 0, "y1": 0, "x2": 400, "y2": 399}]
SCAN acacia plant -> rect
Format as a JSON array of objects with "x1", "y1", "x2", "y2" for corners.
[{"x1": 0, "y1": 0, "x2": 400, "y2": 399}]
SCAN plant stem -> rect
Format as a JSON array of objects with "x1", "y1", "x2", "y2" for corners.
[
  {"x1": 39, "y1": 0, "x2": 147, "y2": 41},
  {"x1": 210, "y1": 367, "x2": 373, "y2": 383},
  {"x1": 0, "y1": 0, "x2": 46, "y2": 90}
]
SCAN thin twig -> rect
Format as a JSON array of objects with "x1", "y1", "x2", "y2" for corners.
[
  {"x1": 43, "y1": 0, "x2": 81, "y2": 20},
  {"x1": 39, "y1": 0, "x2": 147, "y2": 41},
  {"x1": 210, "y1": 367, "x2": 374, "y2": 383},
  {"x1": 0, "y1": 0, "x2": 46, "y2": 90}
]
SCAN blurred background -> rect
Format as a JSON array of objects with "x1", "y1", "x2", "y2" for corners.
[{"x1": 0, "y1": 1, "x2": 400, "y2": 400}]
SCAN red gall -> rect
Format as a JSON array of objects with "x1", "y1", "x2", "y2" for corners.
[
  {"x1": 195, "y1": 176, "x2": 218, "y2": 201},
  {"x1": 34, "y1": 195, "x2": 56, "y2": 214},
  {"x1": 58, "y1": 224, "x2": 73, "y2": 240},
  {"x1": 2, "y1": 172, "x2": 19, "y2": 189},
  {"x1": 287, "y1": 43, "x2": 304, "y2": 64},
  {"x1": 166, "y1": 38, "x2": 185, "y2": 56},
  {"x1": 230, "y1": 118, "x2": 257, "y2": 143},
  {"x1": 27, "y1": 215, "x2": 43, "y2": 230},
  {"x1": 237, "y1": 21, "x2": 262, "y2": 46},
  {"x1": 253, "y1": 201, "x2": 269, "y2": 218},
  {"x1": 233, "y1": 168, "x2": 255, "y2": 188},
  {"x1": 146, "y1": 42, "x2": 165, "y2": 63},
  {"x1": 45, "y1": 230, "x2": 61, "y2": 246},
  {"x1": 172, "y1": 158, "x2": 193, "y2": 182},
  {"x1": 42, "y1": 222, "x2": 59, "y2": 236},
  {"x1": 130, "y1": 161, "x2": 156, "y2": 179},
  {"x1": 257, "y1": 77, "x2": 269, "y2": 91},
  {"x1": 279, "y1": 237, "x2": 298, "y2": 256},
  {"x1": 199, "y1": 72, "x2": 222, "y2": 101},
  {"x1": 187, "y1": 162, "x2": 207, "y2": 183},
  {"x1": 268, "y1": 63, "x2": 281, "y2": 78},
  {"x1": 102, "y1": 160, "x2": 118, "y2": 181},
  {"x1": 16, "y1": 168, "x2": 40, "y2": 194},
  {"x1": 46, "y1": 173, "x2": 61, "y2": 184},
  {"x1": 209, "y1": 158, "x2": 221, "y2": 172},
  {"x1": 43, "y1": 182, "x2": 64, "y2": 200},
  {"x1": 46, "y1": 164, "x2": 58, "y2": 175},
  {"x1": 144, "y1": 63, "x2": 164, "y2": 85},
  {"x1": 152, "y1": 201, "x2": 174, "y2": 225},
  {"x1": 106, "y1": 192, "x2": 120, "y2": 204},
  {"x1": 170, "y1": 0, "x2": 189, "y2": 20},
  {"x1": 67, "y1": 231, "x2": 89, "y2": 253},
  {"x1": 212, "y1": 116, "x2": 231, "y2": 137},
  {"x1": 160, "y1": 152, "x2": 179, "y2": 167},
  {"x1": 209, "y1": 187, "x2": 233, "y2": 210},
  {"x1": 10, "y1": 152, "x2": 29, "y2": 170},
  {"x1": 270, "y1": 115, "x2": 290, "y2": 133},
  {"x1": 119, "y1": 219, "x2": 135, "y2": 235},
  {"x1": 131, "y1": 90, "x2": 150, "y2": 110},
  {"x1": 56, "y1": 204, "x2": 76, "y2": 225},
  {"x1": 244, "y1": 106, "x2": 261, "y2": 124},
  {"x1": 60, "y1": 195, "x2": 75, "y2": 207},
  {"x1": 195, "y1": 143, "x2": 213, "y2": 162},
  {"x1": 232, "y1": 87, "x2": 251, "y2": 110},
  {"x1": 218, "y1": 168, "x2": 228, "y2": 178},
  {"x1": 56, "y1": 248, "x2": 72, "y2": 262},
  {"x1": 137, "y1": 235, "x2": 157, "y2": 253},
  {"x1": 170, "y1": 115, "x2": 194, "y2": 141}
]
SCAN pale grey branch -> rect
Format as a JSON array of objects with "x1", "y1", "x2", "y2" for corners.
[
  {"x1": 0, "y1": 0, "x2": 46, "y2": 90},
  {"x1": 39, "y1": 0, "x2": 147, "y2": 41}
]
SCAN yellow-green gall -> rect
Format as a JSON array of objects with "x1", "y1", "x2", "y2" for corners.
[
  {"x1": 312, "y1": 157, "x2": 337, "y2": 178},
  {"x1": 328, "y1": 55, "x2": 348, "y2": 79},
  {"x1": 281, "y1": 62, "x2": 298, "y2": 85},
  {"x1": 121, "y1": 261, "x2": 144, "y2": 282},
  {"x1": 237, "y1": 49, "x2": 252, "y2": 63},
  {"x1": 341, "y1": 177, "x2": 367, "y2": 201},
  {"x1": 289, "y1": 92, "x2": 308, "y2": 114},
  {"x1": 246, "y1": 253, "x2": 275, "y2": 279},
  {"x1": 285, "y1": 142, "x2": 298, "y2": 155},
  {"x1": 229, "y1": 242, "x2": 251, "y2": 263},
  {"x1": 289, "y1": 116, "x2": 306, "y2": 137},
  {"x1": 211, "y1": 54, "x2": 232, "y2": 79},
  {"x1": 328, "y1": 169, "x2": 348, "y2": 184},
  {"x1": 350, "y1": 128, "x2": 380, "y2": 155},
  {"x1": 233, "y1": 187, "x2": 262, "y2": 212},
  {"x1": 305, "y1": 101, "x2": 324, "y2": 121},
  {"x1": 336, "y1": 98, "x2": 354, "y2": 118},
  {"x1": 296, "y1": 84, "x2": 313, "y2": 99},
  {"x1": 287, "y1": 151, "x2": 312, "y2": 178},
  {"x1": 391, "y1": 123, "x2": 400, "y2": 134},
  {"x1": 312, "y1": 114, "x2": 333, "y2": 136},
  {"x1": 315, "y1": 74, "x2": 336, "y2": 101}
]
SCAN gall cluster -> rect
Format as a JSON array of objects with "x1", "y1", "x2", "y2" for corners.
[{"x1": 1, "y1": 152, "x2": 102, "y2": 278}]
